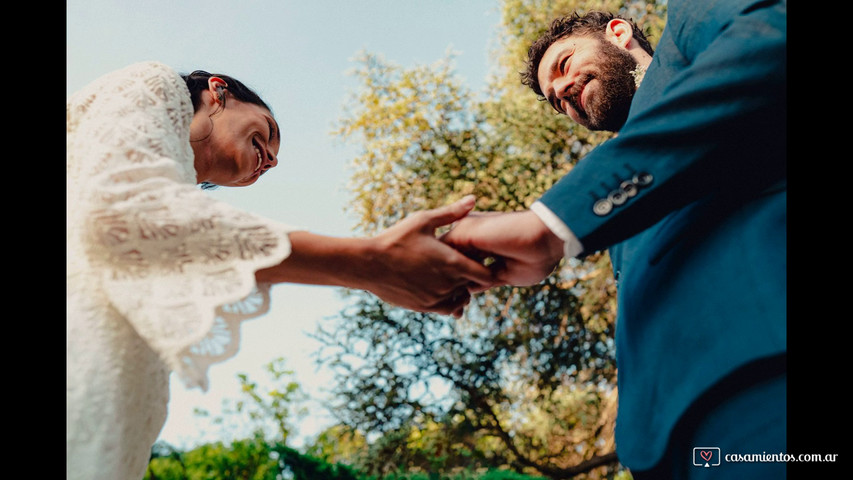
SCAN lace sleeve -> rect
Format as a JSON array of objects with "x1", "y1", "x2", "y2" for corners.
[{"x1": 67, "y1": 62, "x2": 297, "y2": 390}]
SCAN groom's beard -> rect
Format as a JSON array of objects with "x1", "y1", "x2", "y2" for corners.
[{"x1": 567, "y1": 39, "x2": 639, "y2": 132}]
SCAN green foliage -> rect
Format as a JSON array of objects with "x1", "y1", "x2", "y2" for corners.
[
  {"x1": 304, "y1": 424, "x2": 370, "y2": 466},
  {"x1": 194, "y1": 357, "x2": 308, "y2": 444},
  {"x1": 274, "y1": 444, "x2": 363, "y2": 480},
  {"x1": 146, "y1": 442, "x2": 187, "y2": 480},
  {"x1": 351, "y1": 412, "x2": 499, "y2": 475},
  {"x1": 477, "y1": 473, "x2": 545, "y2": 480},
  {"x1": 334, "y1": 50, "x2": 483, "y2": 232},
  {"x1": 368, "y1": 471, "x2": 548, "y2": 480},
  {"x1": 147, "y1": 438, "x2": 555, "y2": 480},
  {"x1": 145, "y1": 437, "x2": 279, "y2": 480}
]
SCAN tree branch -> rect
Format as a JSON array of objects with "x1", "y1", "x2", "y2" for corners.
[{"x1": 461, "y1": 383, "x2": 619, "y2": 479}]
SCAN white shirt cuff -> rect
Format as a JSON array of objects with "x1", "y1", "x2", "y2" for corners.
[{"x1": 530, "y1": 201, "x2": 584, "y2": 259}]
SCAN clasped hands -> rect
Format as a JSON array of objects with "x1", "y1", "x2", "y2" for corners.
[{"x1": 365, "y1": 195, "x2": 565, "y2": 317}]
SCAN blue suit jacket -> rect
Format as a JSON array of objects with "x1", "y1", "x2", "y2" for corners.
[{"x1": 538, "y1": 0, "x2": 786, "y2": 470}]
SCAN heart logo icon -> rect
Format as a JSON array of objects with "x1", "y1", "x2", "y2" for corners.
[{"x1": 700, "y1": 450, "x2": 712, "y2": 461}]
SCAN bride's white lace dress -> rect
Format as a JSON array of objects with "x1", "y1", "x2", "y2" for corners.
[{"x1": 67, "y1": 62, "x2": 297, "y2": 480}]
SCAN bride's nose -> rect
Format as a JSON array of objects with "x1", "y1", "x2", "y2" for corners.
[{"x1": 263, "y1": 151, "x2": 278, "y2": 171}]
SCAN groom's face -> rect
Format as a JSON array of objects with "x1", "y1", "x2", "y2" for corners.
[{"x1": 537, "y1": 34, "x2": 639, "y2": 132}]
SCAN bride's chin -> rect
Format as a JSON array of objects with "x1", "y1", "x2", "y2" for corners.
[{"x1": 235, "y1": 170, "x2": 262, "y2": 187}]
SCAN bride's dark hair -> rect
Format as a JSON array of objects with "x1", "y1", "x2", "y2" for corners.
[{"x1": 181, "y1": 70, "x2": 273, "y2": 113}]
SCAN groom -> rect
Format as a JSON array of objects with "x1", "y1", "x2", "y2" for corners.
[{"x1": 443, "y1": 2, "x2": 787, "y2": 478}]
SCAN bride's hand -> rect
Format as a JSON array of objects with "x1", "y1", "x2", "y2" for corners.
[{"x1": 359, "y1": 196, "x2": 497, "y2": 317}]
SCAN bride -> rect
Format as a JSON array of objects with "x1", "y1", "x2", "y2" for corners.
[{"x1": 67, "y1": 61, "x2": 495, "y2": 480}]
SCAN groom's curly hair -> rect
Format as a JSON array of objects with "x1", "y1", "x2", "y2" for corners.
[{"x1": 521, "y1": 11, "x2": 654, "y2": 98}]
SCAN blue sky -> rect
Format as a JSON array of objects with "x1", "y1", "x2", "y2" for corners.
[{"x1": 67, "y1": 0, "x2": 503, "y2": 449}]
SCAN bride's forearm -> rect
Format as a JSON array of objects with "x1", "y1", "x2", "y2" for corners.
[
  {"x1": 252, "y1": 197, "x2": 496, "y2": 316},
  {"x1": 254, "y1": 231, "x2": 376, "y2": 289}
]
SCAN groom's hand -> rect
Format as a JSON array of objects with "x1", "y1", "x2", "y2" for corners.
[
  {"x1": 361, "y1": 196, "x2": 497, "y2": 317},
  {"x1": 440, "y1": 210, "x2": 564, "y2": 288}
]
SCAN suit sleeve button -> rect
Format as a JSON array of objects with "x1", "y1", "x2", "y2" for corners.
[
  {"x1": 633, "y1": 172, "x2": 653, "y2": 186},
  {"x1": 620, "y1": 181, "x2": 638, "y2": 197},
  {"x1": 608, "y1": 189, "x2": 627, "y2": 206},
  {"x1": 593, "y1": 198, "x2": 613, "y2": 216}
]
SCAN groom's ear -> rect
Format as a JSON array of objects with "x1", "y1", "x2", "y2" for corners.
[{"x1": 605, "y1": 19, "x2": 634, "y2": 49}]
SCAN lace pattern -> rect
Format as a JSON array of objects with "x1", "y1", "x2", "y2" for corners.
[{"x1": 181, "y1": 284, "x2": 274, "y2": 390}]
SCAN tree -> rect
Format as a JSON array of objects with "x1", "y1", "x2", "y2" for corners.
[
  {"x1": 145, "y1": 358, "x2": 309, "y2": 480},
  {"x1": 194, "y1": 357, "x2": 309, "y2": 444},
  {"x1": 304, "y1": 424, "x2": 370, "y2": 466},
  {"x1": 145, "y1": 436, "x2": 279, "y2": 480},
  {"x1": 316, "y1": 0, "x2": 667, "y2": 478},
  {"x1": 274, "y1": 445, "x2": 363, "y2": 480}
]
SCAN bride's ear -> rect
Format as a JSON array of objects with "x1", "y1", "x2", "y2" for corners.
[{"x1": 207, "y1": 76, "x2": 229, "y2": 104}]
